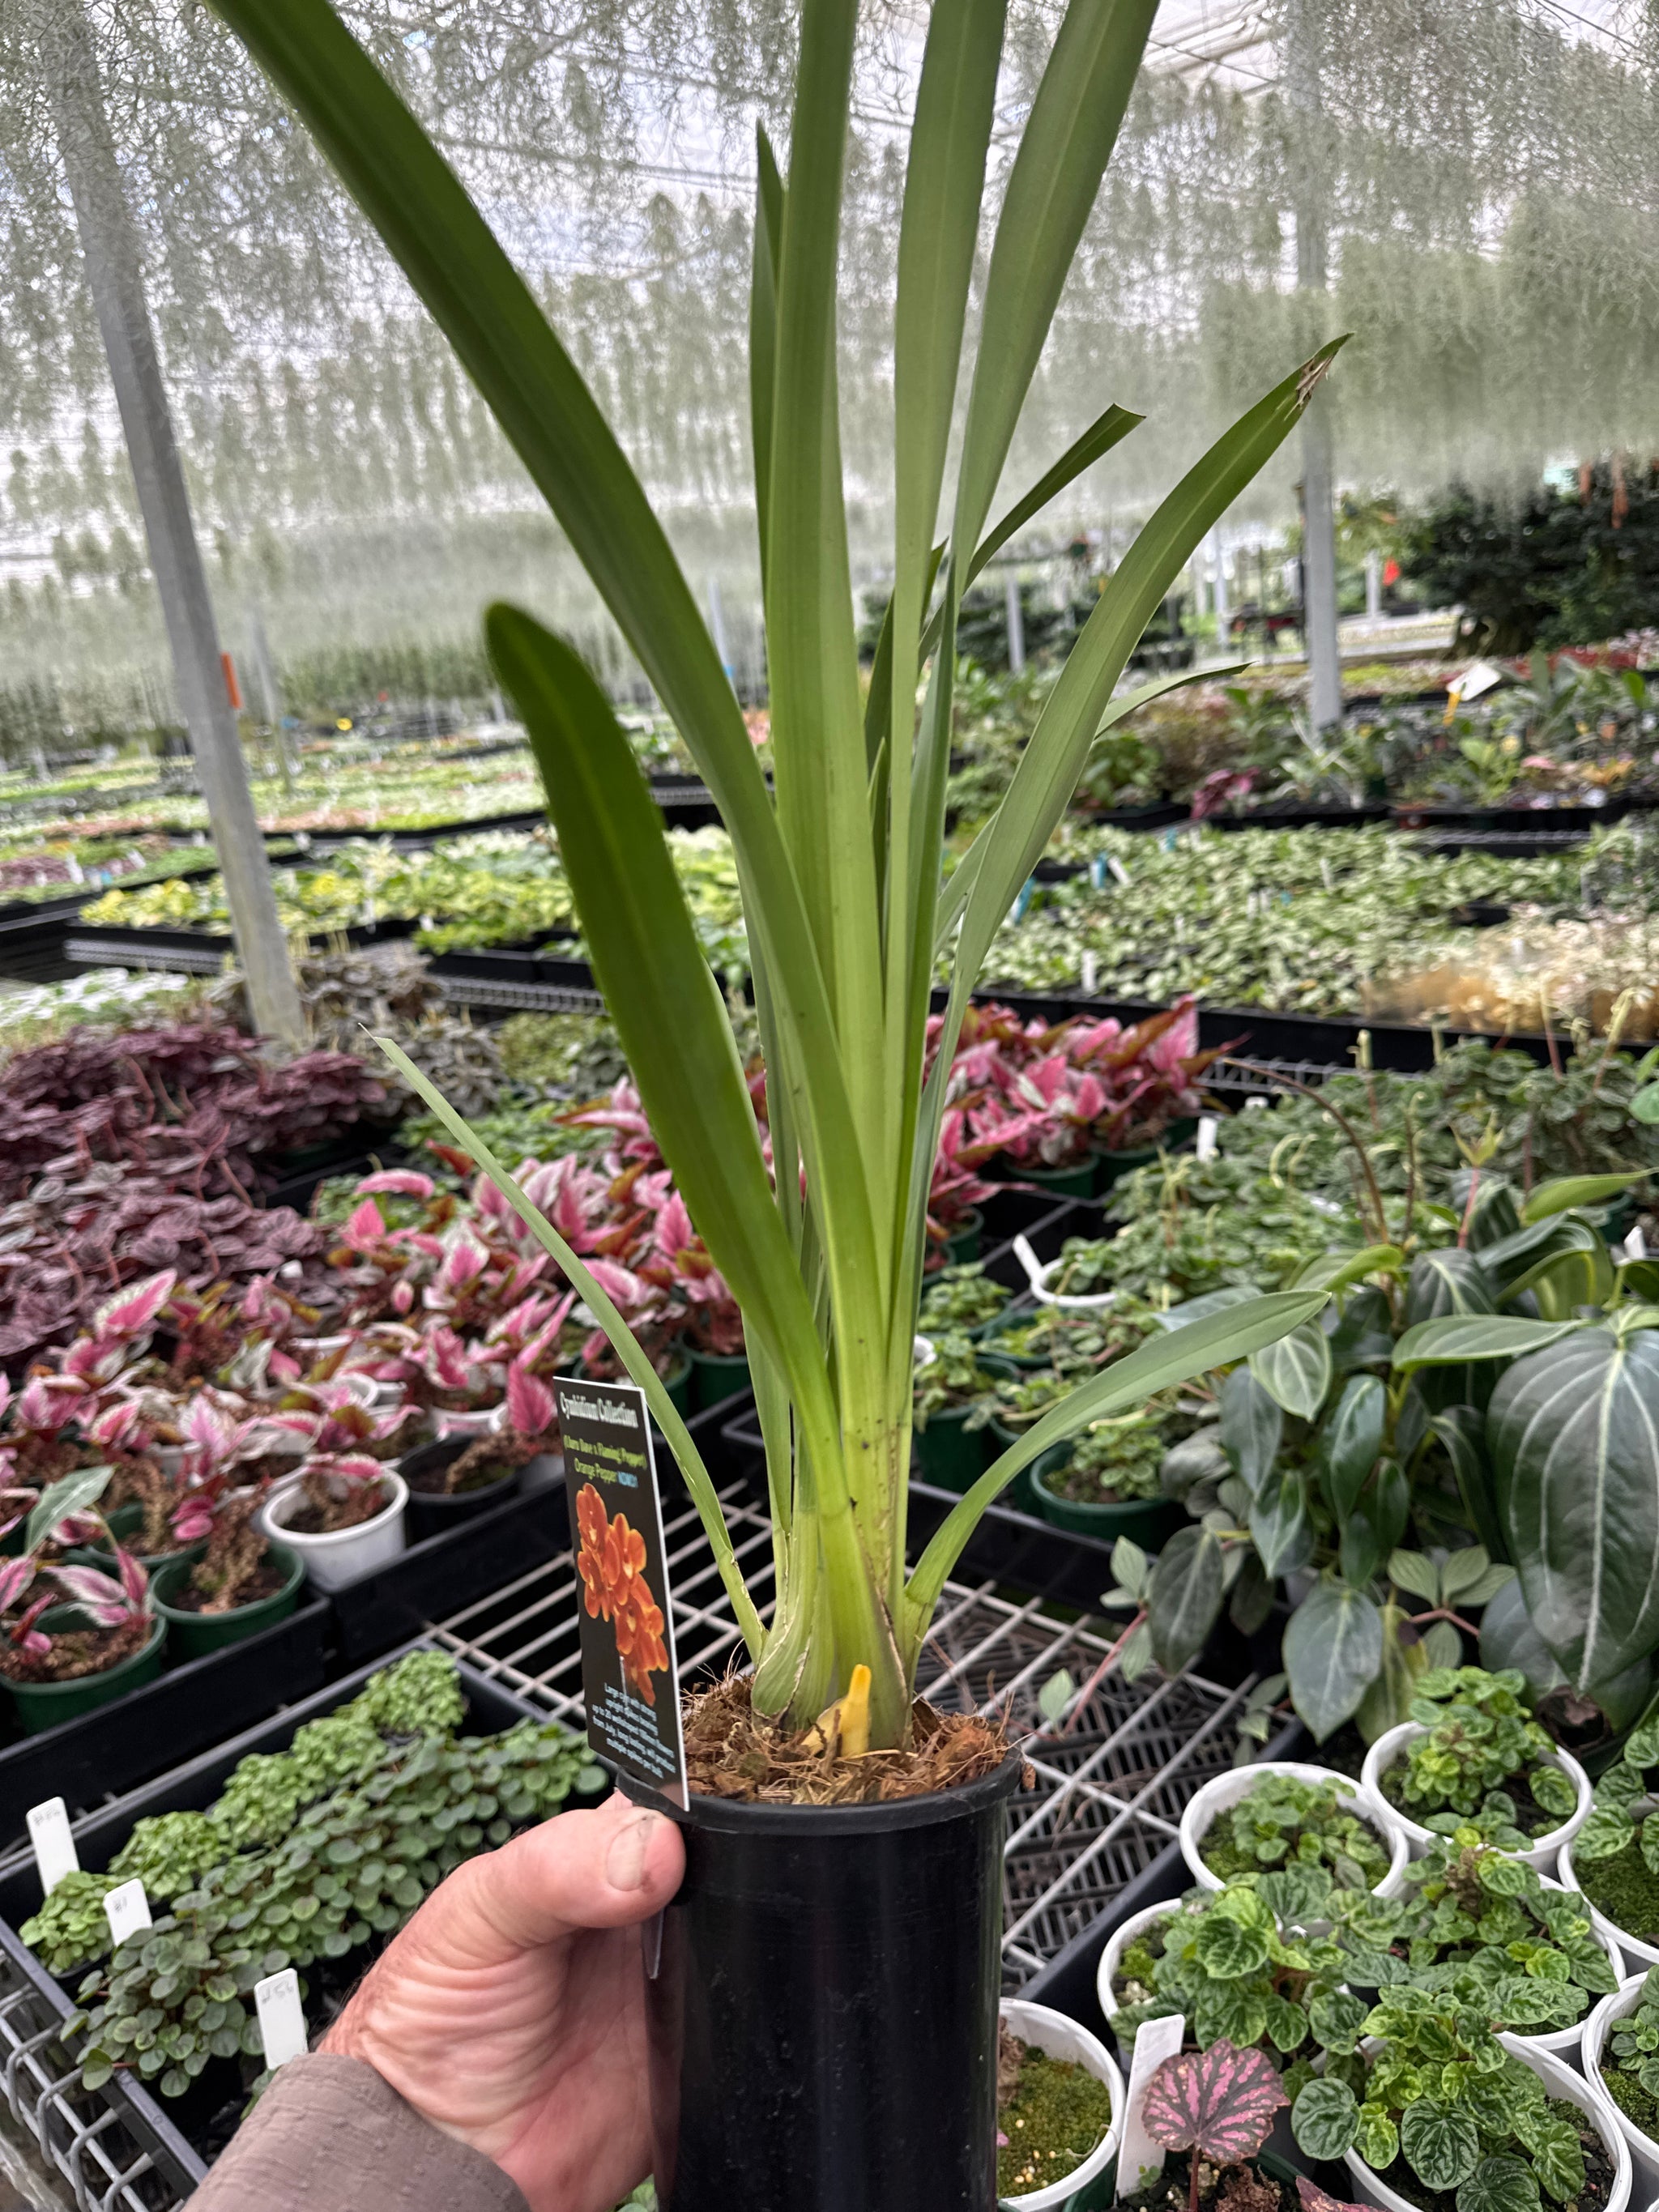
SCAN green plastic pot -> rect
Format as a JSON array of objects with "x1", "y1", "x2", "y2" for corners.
[
  {"x1": 149, "y1": 1544, "x2": 304, "y2": 1658},
  {"x1": 689, "y1": 1346, "x2": 751, "y2": 1412},
  {"x1": 944, "y1": 1208, "x2": 983, "y2": 1265},
  {"x1": 1027, "y1": 1447, "x2": 1183, "y2": 1546},
  {"x1": 999, "y1": 1156, "x2": 1095, "y2": 1198},
  {"x1": 3, "y1": 1607, "x2": 167, "y2": 1734},
  {"x1": 910, "y1": 1404, "x2": 991, "y2": 1494}
]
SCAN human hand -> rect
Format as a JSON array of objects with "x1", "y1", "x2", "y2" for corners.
[{"x1": 322, "y1": 1792, "x2": 682, "y2": 2212}]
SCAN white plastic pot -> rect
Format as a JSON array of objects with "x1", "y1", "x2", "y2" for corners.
[
  {"x1": 1179, "y1": 1762, "x2": 1409, "y2": 1898},
  {"x1": 1561, "y1": 1837, "x2": 1659, "y2": 1976},
  {"x1": 1585, "y1": 1975, "x2": 1659, "y2": 2194},
  {"x1": 998, "y1": 1997, "x2": 1123, "y2": 2210},
  {"x1": 1030, "y1": 1257, "x2": 1117, "y2": 1311},
  {"x1": 259, "y1": 1468, "x2": 407, "y2": 1593},
  {"x1": 1363, "y1": 1720, "x2": 1592, "y2": 1875},
  {"x1": 1341, "y1": 2040, "x2": 1629, "y2": 2212},
  {"x1": 1096, "y1": 1899, "x2": 1184, "y2": 2049}
]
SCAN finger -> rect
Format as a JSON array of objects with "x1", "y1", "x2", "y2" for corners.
[{"x1": 453, "y1": 1795, "x2": 684, "y2": 1957}]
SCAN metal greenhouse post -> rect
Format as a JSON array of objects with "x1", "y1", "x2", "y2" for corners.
[
  {"x1": 43, "y1": 0, "x2": 304, "y2": 1043},
  {"x1": 1286, "y1": 0, "x2": 1344, "y2": 734}
]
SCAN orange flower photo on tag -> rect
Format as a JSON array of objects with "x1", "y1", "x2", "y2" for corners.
[{"x1": 574, "y1": 1481, "x2": 669, "y2": 1703}]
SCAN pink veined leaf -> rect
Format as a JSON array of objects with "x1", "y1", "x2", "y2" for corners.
[
  {"x1": 269, "y1": 1350, "x2": 301, "y2": 1383},
  {"x1": 437, "y1": 1232, "x2": 490, "y2": 1294},
  {"x1": 15, "y1": 1375, "x2": 60, "y2": 1431},
  {"x1": 114, "y1": 1545, "x2": 150, "y2": 1610},
  {"x1": 341, "y1": 1198, "x2": 387, "y2": 1254},
  {"x1": 90, "y1": 1267, "x2": 177, "y2": 1342},
  {"x1": 356, "y1": 1169, "x2": 436, "y2": 1200},
  {"x1": 11, "y1": 1592, "x2": 53, "y2": 1650},
  {"x1": 173, "y1": 1501, "x2": 215, "y2": 1541},
  {"x1": 655, "y1": 1189, "x2": 695, "y2": 1259},
  {"x1": 1140, "y1": 2041, "x2": 1288, "y2": 2165},
  {"x1": 88, "y1": 1398, "x2": 144, "y2": 1449},
  {"x1": 584, "y1": 1256, "x2": 646, "y2": 1308},
  {"x1": 506, "y1": 1359, "x2": 557, "y2": 1438},
  {"x1": 49, "y1": 1562, "x2": 137, "y2": 1627},
  {"x1": 391, "y1": 1279, "x2": 416, "y2": 1315},
  {"x1": 0, "y1": 1554, "x2": 37, "y2": 1613}
]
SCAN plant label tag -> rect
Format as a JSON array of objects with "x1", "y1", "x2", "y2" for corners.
[
  {"x1": 1196, "y1": 1115, "x2": 1219, "y2": 1161},
  {"x1": 103, "y1": 1879, "x2": 152, "y2": 1947},
  {"x1": 1115, "y1": 2011, "x2": 1186, "y2": 2198},
  {"x1": 27, "y1": 1799, "x2": 77, "y2": 1897},
  {"x1": 1107, "y1": 853, "x2": 1132, "y2": 888},
  {"x1": 254, "y1": 1968, "x2": 308, "y2": 2070},
  {"x1": 557, "y1": 1375, "x2": 686, "y2": 1806},
  {"x1": 1081, "y1": 950, "x2": 1098, "y2": 996}
]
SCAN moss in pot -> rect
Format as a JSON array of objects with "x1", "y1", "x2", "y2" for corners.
[
  {"x1": 1332, "y1": 1838, "x2": 1618, "y2": 2039},
  {"x1": 1593, "y1": 1966, "x2": 1659, "y2": 2138},
  {"x1": 996, "y1": 2014, "x2": 1118, "y2": 2202},
  {"x1": 1564, "y1": 1707, "x2": 1659, "y2": 1943},
  {"x1": 1201, "y1": 1771, "x2": 1394, "y2": 1890},
  {"x1": 1291, "y1": 1993, "x2": 1623, "y2": 2212},
  {"x1": 1379, "y1": 1668, "x2": 1581, "y2": 1846}
]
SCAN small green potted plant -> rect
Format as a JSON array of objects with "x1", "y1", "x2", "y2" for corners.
[
  {"x1": 1180, "y1": 1766, "x2": 1405, "y2": 1899},
  {"x1": 917, "y1": 1262, "x2": 1013, "y2": 1340},
  {"x1": 1291, "y1": 1986, "x2": 1631, "y2": 2212},
  {"x1": 1363, "y1": 1667, "x2": 1591, "y2": 1870},
  {"x1": 1099, "y1": 1864, "x2": 1363, "y2": 2069},
  {"x1": 1333, "y1": 1838, "x2": 1618, "y2": 2055},
  {"x1": 1028, "y1": 1413, "x2": 1184, "y2": 1546},
  {"x1": 150, "y1": 1489, "x2": 304, "y2": 1658},
  {"x1": 911, "y1": 1332, "x2": 1012, "y2": 1494}
]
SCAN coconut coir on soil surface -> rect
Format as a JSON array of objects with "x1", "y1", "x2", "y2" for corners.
[{"x1": 682, "y1": 1675, "x2": 1018, "y2": 1805}]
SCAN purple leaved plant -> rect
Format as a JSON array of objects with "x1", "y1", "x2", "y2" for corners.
[{"x1": 1142, "y1": 2040, "x2": 1289, "y2": 2212}]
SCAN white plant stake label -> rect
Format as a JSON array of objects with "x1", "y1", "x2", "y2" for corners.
[
  {"x1": 27, "y1": 1799, "x2": 77, "y2": 1897},
  {"x1": 254, "y1": 1968, "x2": 308, "y2": 2070},
  {"x1": 1115, "y1": 2011, "x2": 1187, "y2": 2199},
  {"x1": 1196, "y1": 1115, "x2": 1219, "y2": 1161},
  {"x1": 103, "y1": 1879, "x2": 152, "y2": 1947}
]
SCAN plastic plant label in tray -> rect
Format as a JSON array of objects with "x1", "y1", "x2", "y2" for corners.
[{"x1": 556, "y1": 1375, "x2": 686, "y2": 1805}]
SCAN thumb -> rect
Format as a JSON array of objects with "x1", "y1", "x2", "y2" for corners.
[{"x1": 451, "y1": 1793, "x2": 684, "y2": 1958}]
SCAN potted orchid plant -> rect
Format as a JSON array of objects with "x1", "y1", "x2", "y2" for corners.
[{"x1": 213, "y1": 0, "x2": 1333, "y2": 2200}]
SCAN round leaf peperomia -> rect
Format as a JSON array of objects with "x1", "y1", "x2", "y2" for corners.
[
  {"x1": 1330, "y1": 1840, "x2": 1615, "y2": 2037},
  {"x1": 1384, "y1": 1667, "x2": 1579, "y2": 1845},
  {"x1": 1114, "y1": 1869, "x2": 1368, "y2": 2065},
  {"x1": 1201, "y1": 1772, "x2": 1392, "y2": 1890},
  {"x1": 1291, "y1": 1989, "x2": 1593, "y2": 2212}
]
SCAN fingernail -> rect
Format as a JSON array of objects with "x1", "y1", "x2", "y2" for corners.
[{"x1": 606, "y1": 1810, "x2": 659, "y2": 1891}]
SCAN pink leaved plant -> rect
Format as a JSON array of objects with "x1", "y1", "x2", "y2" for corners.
[
  {"x1": 505, "y1": 1357, "x2": 557, "y2": 1443},
  {"x1": 1141, "y1": 2040, "x2": 1289, "y2": 2212}
]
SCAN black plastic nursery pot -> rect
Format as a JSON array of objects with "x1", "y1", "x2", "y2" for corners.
[
  {"x1": 1026, "y1": 1446, "x2": 1184, "y2": 1549},
  {"x1": 399, "y1": 1433, "x2": 525, "y2": 1542},
  {"x1": 622, "y1": 1751, "x2": 1024, "y2": 2212}
]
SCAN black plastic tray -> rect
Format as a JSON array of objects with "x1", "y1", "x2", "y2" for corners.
[
  {"x1": 0, "y1": 1642, "x2": 548, "y2": 2197},
  {"x1": 0, "y1": 1592, "x2": 332, "y2": 1861}
]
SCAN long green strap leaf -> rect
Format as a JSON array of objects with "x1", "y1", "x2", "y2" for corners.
[
  {"x1": 904, "y1": 1289, "x2": 1329, "y2": 1638},
  {"x1": 966, "y1": 403, "x2": 1145, "y2": 590},
  {"x1": 953, "y1": 343, "x2": 1346, "y2": 988},
  {"x1": 371, "y1": 1036, "x2": 768, "y2": 1664},
  {"x1": 951, "y1": 0, "x2": 1159, "y2": 555},
  {"x1": 487, "y1": 605, "x2": 848, "y2": 1519},
  {"x1": 749, "y1": 125, "x2": 785, "y2": 590},
  {"x1": 210, "y1": 0, "x2": 876, "y2": 1385}
]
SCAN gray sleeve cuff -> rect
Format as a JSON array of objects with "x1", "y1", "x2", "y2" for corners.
[{"x1": 185, "y1": 2052, "x2": 530, "y2": 2212}]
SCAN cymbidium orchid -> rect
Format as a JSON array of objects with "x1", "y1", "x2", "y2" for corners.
[{"x1": 206, "y1": 0, "x2": 1333, "y2": 1744}]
